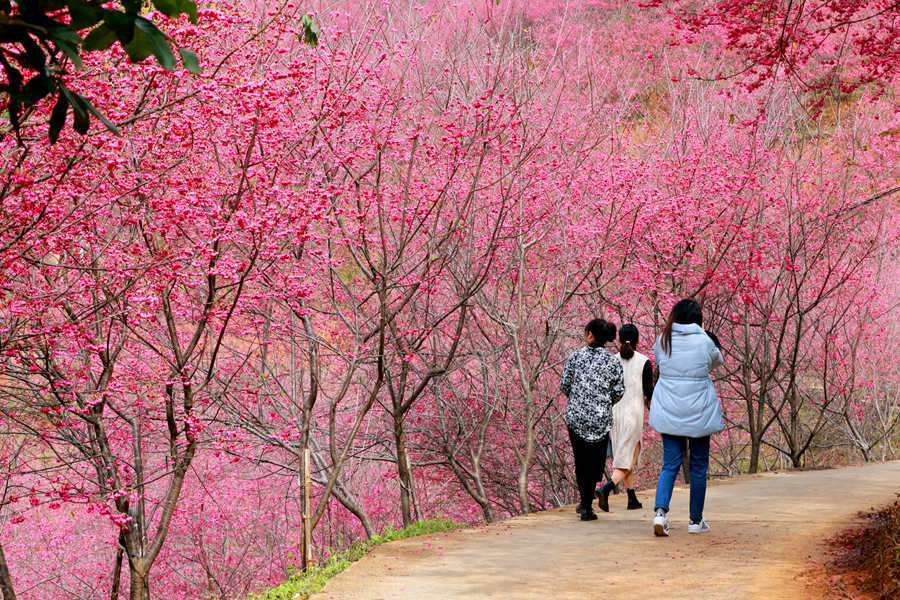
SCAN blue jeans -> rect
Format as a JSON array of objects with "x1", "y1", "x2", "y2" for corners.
[{"x1": 654, "y1": 434, "x2": 710, "y2": 523}]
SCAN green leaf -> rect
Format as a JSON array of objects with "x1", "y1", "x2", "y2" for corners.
[
  {"x1": 67, "y1": 1, "x2": 102, "y2": 29},
  {"x1": 180, "y1": 0, "x2": 198, "y2": 23},
  {"x1": 178, "y1": 48, "x2": 201, "y2": 74},
  {"x1": 134, "y1": 18, "x2": 176, "y2": 69},
  {"x1": 81, "y1": 95, "x2": 120, "y2": 135},
  {"x1": 8, "y1": 99, "x2": 22, "y2": 136},
  {"x1": 57, "y1": 40, "x2": 83, "y2": 69},
  {"x1": 124, "y1": 26, "x2": 154, "y2": 62},
  {"x1": 122, "y1": 0, "x2": 141, "y2": 15},
  {"x1": 48, "y1": 25, "x2": 83, "y2": 45},
  {"x1": 60, "y1": 87, "x2": 89, "y2": 134},
  {"x1": 83, "y1": 24, "x2": 117, "y2": 51},
  {"x1": 103, "y1": 10, "x2": 136, "y2": 44},
  {"x1": 151, "y1": 0, "x2": 181, "y2": 17},
  {"x1": 300, "y1": 14, "x2": 319, "y2": 47},
  {"x1": 19, "y1": 37, "x2": 48, "y2": 71},
  {"x1": 48, "y1": 27, "x2": 84, "y2": 69},
  {"x1": 20, "y1": 75, "x2": 54, "y2": 105},
  {"x1": 48, "y1": 93, "x2": 69, "y2": 144}
]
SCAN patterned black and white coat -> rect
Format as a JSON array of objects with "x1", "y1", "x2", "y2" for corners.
[{"x1": 560, "y1": 346, "x2": 626, "y2": 442}]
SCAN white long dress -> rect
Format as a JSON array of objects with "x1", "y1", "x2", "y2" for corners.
[{"x1": 611, "y1": 351, "x2": 648, "y2": 470}]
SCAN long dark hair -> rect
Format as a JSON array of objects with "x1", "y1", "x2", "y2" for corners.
[
  {"x1": 585, "y1": 318, "x2": 616, "y2": 348},
  {"x1": 660, "y1": 299, "x2": 703, "y2": 356},
  {"x1": 619, "y1": 324, "x2": 639, "y2": 360}
]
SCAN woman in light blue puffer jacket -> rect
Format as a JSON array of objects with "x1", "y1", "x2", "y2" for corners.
[{"x1": 649, "y1": 299, "x2": 724, "y2": 537}]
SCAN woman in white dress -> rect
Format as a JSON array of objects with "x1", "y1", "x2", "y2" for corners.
[{"x1": 596, "y1": 324, "x2": 654, "y2": 512}]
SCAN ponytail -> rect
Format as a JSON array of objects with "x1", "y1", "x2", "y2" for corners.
[{"x1": 619, "y1": 323, "x2": 639, "y2": 360}]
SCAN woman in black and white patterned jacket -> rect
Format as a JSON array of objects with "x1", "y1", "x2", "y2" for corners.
[{"x1": 560, "y1": 318, "x2": 625, "y2": 521}]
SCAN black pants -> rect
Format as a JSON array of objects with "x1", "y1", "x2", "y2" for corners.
[{"x1": 568, "y1": 426, "x2": 608, "y2": 511}]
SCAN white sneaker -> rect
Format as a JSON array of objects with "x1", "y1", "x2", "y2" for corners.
[
  {"x1": 653, "y1": 510, "x2": 670, "y2": 537},
  {"x1": 688, "y1": 519, "x2": 710, "y2": 534}
]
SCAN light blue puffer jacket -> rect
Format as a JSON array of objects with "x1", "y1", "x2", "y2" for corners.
[{"x1": 648, "y1": 323, "x2": 725, "y2": 438}]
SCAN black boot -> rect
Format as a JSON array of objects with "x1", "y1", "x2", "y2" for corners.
[
  {"x1": 596, "y1": 481, "x2": 614, "y2": 513},
  {"x1": 580, "y1": 509, "x2": 598, "y2": 521},
  {"x1": 627, "y1": 489, "x2": 643, "y2": 510}
]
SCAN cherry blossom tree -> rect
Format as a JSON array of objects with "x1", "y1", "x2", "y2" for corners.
[
  {"x1": 648, "y1": 0, "x2": 900, "y2": 97},
  {"x1": 0, "y1": 1, "x2": 896, "y2": 598}
]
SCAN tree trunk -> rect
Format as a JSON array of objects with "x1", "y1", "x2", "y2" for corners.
[
  {"x1": 471, "y1": 458, "x2": 494, "y2": 523},
  {"x1": 300, "y1": 447, "x2": 312, "y2": 571},
  {"x1": 308, "y1": 440, "x2": 375, "y2": 538},
  {"x1": 476, "y1": 496, "x2": 494, "y2": 524},
  {"x1": 517, "y1": 419, "x2": 535, "y2": 513},
  {"x1": 128, "y1": 568, "x2": 149, "y2": 600},
  {"x1": 859, "y1": 445, "x2": 870, "y2": 462},
  {"x1": 681, "y1": 449, "x2": 691, "y2": 484},
  {"x1": 336, "y1": 490, "x2": 375, "y2": 538},
  {"x1": 314, "y1": 464, "x2": 376, "y2": 539},
  {"x1": 447, "y1": 453, "x2": 494, "y2": 524},
  {"x1": 109, "y1": 535, "x2": 124, "y2": 600},
  {"x1": 394, "y1": 417, "x2": 417, "y2": 527},
  {"x1": 748, "y1": 434, "x2": 761, "y2": 474},
  {"x1": 0, "y1": 540, "x2": 16, "y2": 600}
]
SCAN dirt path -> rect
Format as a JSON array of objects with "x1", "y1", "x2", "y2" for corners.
[{"x1": 317, "y1": 462, "x2": 899, "y2": 600}]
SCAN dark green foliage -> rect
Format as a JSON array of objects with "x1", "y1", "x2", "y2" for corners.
[
  {"x1": 0, "y1": 0, "x2": 201, "y2": 143},
  {"x1": 300, "y1": 14, "x2": 319, "y2": 47}
]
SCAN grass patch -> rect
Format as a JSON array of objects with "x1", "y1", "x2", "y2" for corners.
[{"x1": 251, "y1": 518, "x2": 463, "y2": 600}]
